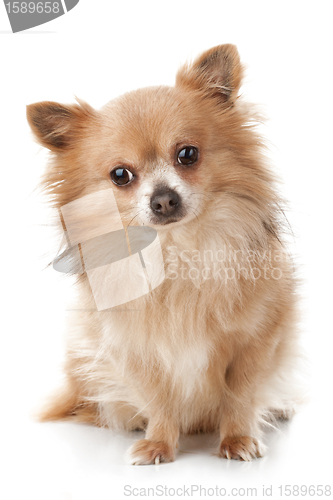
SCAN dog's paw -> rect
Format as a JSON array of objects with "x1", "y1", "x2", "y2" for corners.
[
  {"x1": 126, "y1": 439, "x2": 175, "y2": 465},
  {"x1": 270, "y1": 407, "x2": 295, "y2": 421},
  {"x1": 125, "y1": 415, "x2": 148, "y2": 432},
  {"x1": 219, "y1": 436, "x2": 265, "y2": 461}
]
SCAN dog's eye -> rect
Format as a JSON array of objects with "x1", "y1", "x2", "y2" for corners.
[
  {"x1": 177, "y1": 146, "x2": 198, "y2": 166},
  {"x1": 110, "y1": 167, "x2": 134, "y2": 186}
]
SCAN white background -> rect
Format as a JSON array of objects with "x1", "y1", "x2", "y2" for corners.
[{"x1": 1, "y1": 1, "x2": 333, "y2": 499}]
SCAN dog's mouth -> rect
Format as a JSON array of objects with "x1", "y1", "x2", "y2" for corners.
[
  {"x1": 156, "y1": 217, "x2": 181, "y2": 225},
  {"x1": 147, "y1": 210, "x2": 196, "y2": 229},
  {"x1": 148, "y1": 209, "x2": 187, "y2": 227},
  {"x1": 136, "y1": 196, "x2": 200, "y2": 228},
  {"x1": 147, "y1": 217, "x2": 183, "y2": 228}
]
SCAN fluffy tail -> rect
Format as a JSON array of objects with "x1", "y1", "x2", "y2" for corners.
[{"x1": 37, "y1": 383, "x2": 100, "y2": 426}]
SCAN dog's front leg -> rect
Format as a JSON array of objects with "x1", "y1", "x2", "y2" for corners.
[
  {"x1": 219, "y1": 393, "x2": 266, "y2": 461},
  {"x1": 127, "y1": 414, "x2": 179, "y2": 465},
  {"x1": 218, "y1": 342, "x2": 273, "y2": 461}
]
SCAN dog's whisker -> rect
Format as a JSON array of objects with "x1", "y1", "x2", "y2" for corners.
[{"x1": 126, "y1": 209, "x2": 144, "y2": 228}]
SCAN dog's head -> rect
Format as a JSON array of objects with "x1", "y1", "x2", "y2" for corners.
[{"x1": 27, "y1": 45, "x2": 275, "y2": 242}]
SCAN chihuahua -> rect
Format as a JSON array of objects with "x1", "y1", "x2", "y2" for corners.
[{"x1": 27, "y1": 44, "x2": 300, "y2": 464}]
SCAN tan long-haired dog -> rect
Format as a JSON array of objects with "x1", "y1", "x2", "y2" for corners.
[{"x1": 27, "y1": 45, "x2": 301, "y2": 464}]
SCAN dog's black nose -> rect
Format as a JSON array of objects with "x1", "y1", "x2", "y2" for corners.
[{"x1": 150, "y1": 189, "x2": 179, "y2": 215}]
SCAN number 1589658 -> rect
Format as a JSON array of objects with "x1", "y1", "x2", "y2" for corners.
[{"x1": 5, "y1": 2, "x2": 60, "y2": 14}]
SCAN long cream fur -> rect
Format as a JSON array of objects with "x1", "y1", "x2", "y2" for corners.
[{"x1": 27, "y1": 44, "x2": 302, "y2": 464}]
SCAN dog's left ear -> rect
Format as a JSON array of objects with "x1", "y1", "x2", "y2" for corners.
[
  {"x1": 176, "y1": 44, "x2": 243, "y2": 105},
  {"x1": 26, "y1": 99, "x2": 97, "y2": 152}
]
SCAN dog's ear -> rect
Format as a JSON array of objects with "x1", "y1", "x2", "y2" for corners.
[
  {"x1": 26, "y1": 99, "x2": 97, "y2": 152},
  {"x1": 176, "y1": 44, "x2": 243, "y2": 105}
]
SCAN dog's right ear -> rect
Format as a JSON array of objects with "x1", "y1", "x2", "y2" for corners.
[
  {"x1": 176, "y1": 44, "x2": 243, "y2": 106},
  {"x1": 26, "y1": 99, "x2": 97, "y2": 152}
]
